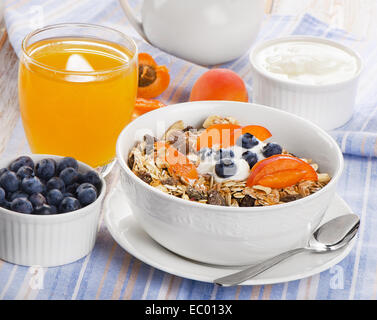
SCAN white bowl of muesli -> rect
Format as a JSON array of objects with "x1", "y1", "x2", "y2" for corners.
[{"x1": 116, "y1": 101, "x2": 344, "y2": 266}]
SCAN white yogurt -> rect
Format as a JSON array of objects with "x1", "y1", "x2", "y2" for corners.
[
  {"x1": 255, "y1": 41, "x2": 358, "y2": 85},
  {"x1": 197, "y1": 141, "x2": 267, "y2": 183}
]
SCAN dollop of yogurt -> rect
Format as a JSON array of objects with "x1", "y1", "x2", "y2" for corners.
[
  {"x1": 255, "y1": 41, "x2": 359, "y2": 85},
  {"x1": 197, "y1": 140, "x2": 267, "y2": 183}
]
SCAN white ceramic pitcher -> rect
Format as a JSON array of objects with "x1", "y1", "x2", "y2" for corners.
[{"x1": 119, "y1": 0, "x2": 265, "y2": 65}]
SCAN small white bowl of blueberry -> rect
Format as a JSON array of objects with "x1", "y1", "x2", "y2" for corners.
[{"x1": 0, "y1": 154, "x2": 106, "y2": 267}]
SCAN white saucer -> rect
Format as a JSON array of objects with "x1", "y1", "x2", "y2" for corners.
[{"x1": 104, "y1": 186, "x2": 356, "y2": 285}]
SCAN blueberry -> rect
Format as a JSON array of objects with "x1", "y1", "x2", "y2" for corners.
[
  {"x1": 77, "y1": 172, "x2": 85, "y2": 183},
  {"x1": 59, "y1": 167, "x2": 79, "y2": 186},
  {"x1": 214, "y1": 149, "x2": 234, "y2": 161},
  {"x1": 0, "y1": 200, "x2": 11, "y2": 210},
  {"x1": 29, "y1": 193, "x2": 46, "y2": 209},
  {"x1": 35, "y1": 158, "x2": 56, "y2": 181},
  {"x1": 237, "y1": 133, "x2": 259, "y2": 149},
  {"x1": 59, "y1": 197, "x2": 81, "y2": 213},
  {"x1": 63, "y1": 192, "x2": 74, "y2": 198},
  {"x1": 81, "y1": 170, "x2": 101, "y2": 189},
  {"x1": 262, "y1": 143, "x2": 283, "y2": 158},
  {"x1": 215, "y1": 159, "x2": 238, "y2": 178},
  {"x1": 66, "y1": 183, "x2": 80, "y2": 195},
  {"x1": 46, "y1": 189, "x2": 64, "y2": 207},
  {"x1": 199, "y1": 148, "x2": 213, "y2": 160},
  {"x1": 242, "y1": 151, "x2": 258, "y2": 169},
  {"x1": 0, "y1": 171, "x2": 20, "y2": 193},
  {"x1": 9, "y1": 156, "x2": 34, "y2": 172},
  {"x1": 46, "y1": 177, "x2": 65, "y2": 192},
  {"x1": 76, "y1": 183, "x2": 97, "y2": 195},
  {"x1": 9, "y1": 191, "x2": 29, "y2": 201},
  {"x1": 77, "y1": 187, "x2": 97, "y2": 206},
  {"x1": 0, "y1": 187, "x2": 5, "y2": 203},
  {"x1": 34, "y1": 204, "x2": 57, "y2": 215},
  {"x1": 0, "y1": 168, "x2": 9, "y2": 178},
  {"x1": 16, "y1": 166, "x2": 34, "y2": 180},
  {"x1": 57, "y1": 157, "x2": 78, "y2": 174},
  {"x1": 21, "y1": 176, "x2": 45, "y2": 195},
  {"x1": 10, "y1": 198, "x2": 33, "y2": 214}
]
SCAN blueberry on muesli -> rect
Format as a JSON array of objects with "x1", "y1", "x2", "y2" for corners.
[
  {"x1": 215, "y1": 159, "x2": 237, "y2": 178},
  {"x1": 237, "y1": 133, "x2": 259, "y2": 149},
  {"x1": 262, "y1": 143, "x2": 283, "y2": 157},
  {"x1": 242, "y1": 151, "x2": 258, "y2": 169},
  {"x1": 214, "y1": 149, "x2": 234, "y2": 161}
]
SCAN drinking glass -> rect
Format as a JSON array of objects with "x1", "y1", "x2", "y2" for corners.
[{"x1": 19, "y1": 23, "x2": 138, "y2": 172}]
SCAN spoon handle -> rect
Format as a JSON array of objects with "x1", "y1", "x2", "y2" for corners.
[{"x1": 214, "y1": 248, "x2": 306, "y2": 286}]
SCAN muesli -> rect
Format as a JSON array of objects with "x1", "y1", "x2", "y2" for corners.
[{"x1": 127, "y1": 115, "x2": 331, "y2": 207}]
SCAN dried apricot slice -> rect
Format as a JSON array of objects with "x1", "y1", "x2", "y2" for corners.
[
  {"x1": 196, "y1": 124, "x2": 242, "y2": 151},
  {"x1": 197, "y1": 123, "x2": 272, "y2": 150},
  {"x1": 246, "y1": 155, "x2": 318, "y2": 189},
  {"x1": 155, "y1": 142, "x2": 198, "y2": 183},
  {"x1": 133, "y1": 97, "x2": 166, "y2": 117},
  {"x1": 138, "y1": 53, "x2": 170, "y2": 99},
  {"x1": 241, "y1": 125, "x2": 272, "y2": 141}
]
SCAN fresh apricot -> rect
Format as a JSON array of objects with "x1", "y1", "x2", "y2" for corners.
[
  {"x1": 189, "y1": 69, "x2": 248, "y2": 102},
  {"x1": 138, "y1": 53, "x2": 170, "y2": 99}
]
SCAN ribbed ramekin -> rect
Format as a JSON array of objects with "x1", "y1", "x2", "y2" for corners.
[
  {"x1": 249, "y1": 36, "x2": 363, "y2": 130},
  {"x1": 0, "y1": 154, "x2": 106, "y2": 267}
]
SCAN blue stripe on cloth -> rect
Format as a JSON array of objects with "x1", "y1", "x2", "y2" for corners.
[{"x1": 1, "y1": 0, "x2": 377, "y2": 301}]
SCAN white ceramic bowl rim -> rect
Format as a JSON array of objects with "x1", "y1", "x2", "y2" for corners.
[
  {"x1": 0, "y1": 154, "x2": 107, "y2": 222},
  {"x1": 116, "y1": 101, "x2": 344, "y2": 213},
  {"x1": 249, "y1": 35, "x2": 363, "y2": 89}
]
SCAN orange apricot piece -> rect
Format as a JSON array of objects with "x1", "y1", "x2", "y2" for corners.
[
  {"x1": 247, "y1": 155, "x2": 318, "y2": 189},
  {"x1": 196, "y1": 124, "x2": 242, "y2": 151},
  {"x1": 155, "y1": 142, "x2": 198, "y2": 184},
  {"x1": 138, "y1": 53, "x2": 170, "y2": 99},
  {"x1": 133, "y1": 97, "x2": 166, "y2": 118},
  {"x1": 238, "y1": 125, "x2": 272, "y2": 142}
]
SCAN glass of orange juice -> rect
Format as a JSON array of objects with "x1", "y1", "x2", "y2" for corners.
[{"x1": 19, "y1": 23, "x2": 138, "y2": 171}]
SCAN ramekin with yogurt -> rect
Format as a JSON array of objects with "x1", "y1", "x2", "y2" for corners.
[{"x1": 249, "y1": 36, "x2": 362, "y2": 130}]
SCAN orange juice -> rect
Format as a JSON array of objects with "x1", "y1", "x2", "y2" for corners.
[{"x1": 19, "y1": 36, "x2": 137, "y2": 167}]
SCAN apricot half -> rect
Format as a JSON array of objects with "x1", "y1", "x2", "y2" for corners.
[
  {"x1": 189, "y1": 69, "x2": 248, "y2": 102},
  {"x1": 247, "y1": 155, "x2": 318, "y2": 189}
]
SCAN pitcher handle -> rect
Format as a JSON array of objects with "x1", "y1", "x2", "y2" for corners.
[{"x1": 118, "y1": 0, "x2": 148, "y2": 42}]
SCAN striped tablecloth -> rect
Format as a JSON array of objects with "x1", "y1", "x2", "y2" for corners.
[{"x1": 1, "y1": 0, "x2": 377, "y2": 300}]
